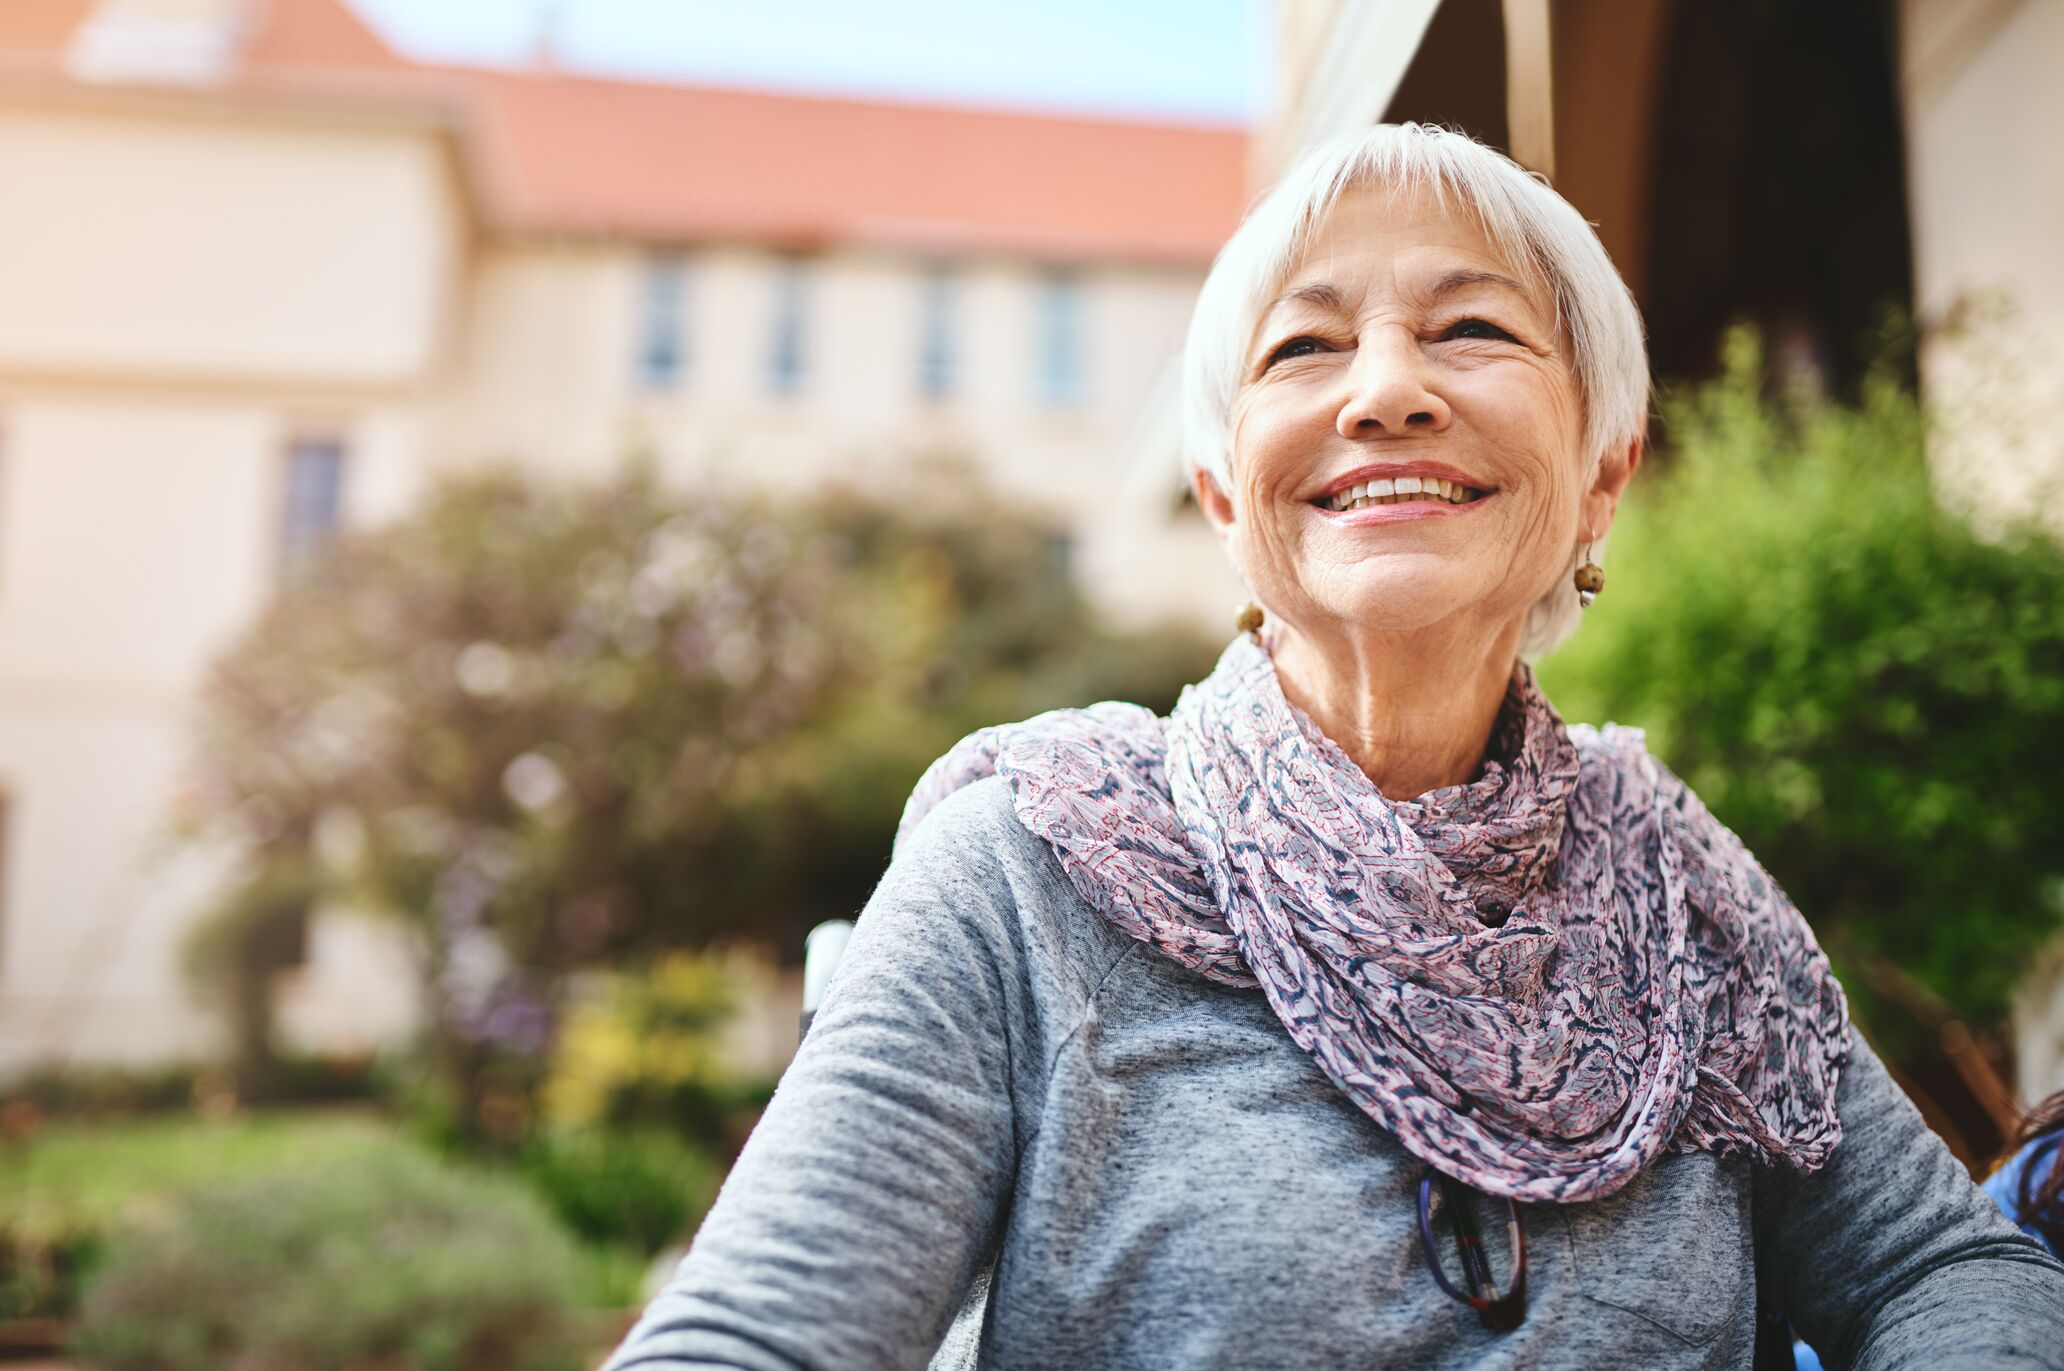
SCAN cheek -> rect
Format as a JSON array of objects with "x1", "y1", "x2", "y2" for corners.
[
  {"x1": 1232, "y1": 392, "x2": 1309, "y2": 488},
  {"x1": 1481, "y1": 376, "x2": 1584, "y2": 491}
]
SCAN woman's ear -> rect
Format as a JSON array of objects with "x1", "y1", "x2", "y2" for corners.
[
  {"x1": 1191, "y1": 464, "x2": 1237, "y2": 546},
  {"x1": 1582, "y1": 434, "x2": 1644, "y2": 540}
]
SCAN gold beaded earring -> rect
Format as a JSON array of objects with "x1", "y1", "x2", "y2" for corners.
[
  {"x1": 1235, "y1": 600, "x2": 1265, "y2": 635},
  {"x1": 1574, "y1": 539, "x2": 1605, "y2": 608}
]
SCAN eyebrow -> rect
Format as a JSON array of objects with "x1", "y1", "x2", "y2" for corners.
[
  {"x1": 1422, "y1": 268, "x2": 1533, "y2": 302},
  {"x1": 1260, "y1": 269, "x2": 1534, "y2": 323}
]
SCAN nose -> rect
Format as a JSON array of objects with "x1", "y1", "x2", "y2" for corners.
[{"x1": 1336, "y1": 324, "x2": 1452, "y2": 440}]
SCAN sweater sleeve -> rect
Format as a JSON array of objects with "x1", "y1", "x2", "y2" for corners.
[
  {"x1": 1753, "y1": 1027, "x2": 2064, "y2": 1370},
  {"x1": 598, "y1": 781, "x2": 1027, "y2": 1371}
]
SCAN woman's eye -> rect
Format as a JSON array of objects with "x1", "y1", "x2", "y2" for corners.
[
  {"x1": 1265, "y1": 336, "x2": 1328, "y2": 367},
  {"x1": 1446, "y1": 318, "x2": 1517, "y2": 342}
]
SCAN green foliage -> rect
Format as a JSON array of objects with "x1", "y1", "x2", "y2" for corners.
[
  {"x1": 518, "y1": 1126, "x2": 718, "y2": 1254},
  {"x1": 0, "y1": 1063, "x2": 213, "y2": 1119},
  {"x1": 0, "y1": 1112, "x2": 428, "y2": 1322},
  {"x1": 541, "y1": 950, "x2": 774, "y2": 1148},
  {"x1": 179, "y1": 456, "x2": 1217, "y2": 1140},
  {"x1": 1540, "y1": 327, "x2": 2064, "y2": 1031},
  {"x1": 70, "y1": 1144, "x2": 590, "y2": 1371},
  {"x1": 188, "y1": 460, "x2": 1213, "y2": 971},
  {"x1": 0, "y1": 1110, "x2": 635, "y2": 1325}
]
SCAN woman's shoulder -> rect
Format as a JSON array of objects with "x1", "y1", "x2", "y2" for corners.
[
  {"x1": 1568, "y1": 717, "x2": 1665, "y2": 775},
  {"x1": 896, "y1": 771, "x2": 1045, "y2": 872},
  {"x1": 1563, "y1": 719, "x2": 1798, "y2": 914},
  {"x1": 1566, "y1": 718, "x2": 1696, "y2": 811},
  {"x1": 1566, "y1": 718, "x2": 1724, "y2": 824},
  {"x1": 888, "y1": 769, "x2": 1141, "y2": 1002}
]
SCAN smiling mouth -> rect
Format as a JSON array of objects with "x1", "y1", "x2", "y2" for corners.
[{"x1": 1313, "y1": 476, "x2": 1492, "y2": 511}]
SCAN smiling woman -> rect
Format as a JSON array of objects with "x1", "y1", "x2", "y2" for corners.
[
  {"x1": 600, "y1": 124, "x2": 2064, "y2": 1371},
  {"x1": 1189, "y1": 169, "x2": 1632, "y2": 801}
]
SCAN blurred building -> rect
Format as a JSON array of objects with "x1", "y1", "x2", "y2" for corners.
[
  {"x1": 1246, "y1": 0, "x2": 2064, "y2": 1108},
  {"x1": 0, "y1": 0, "x2": 1247, "y2": 1073}
]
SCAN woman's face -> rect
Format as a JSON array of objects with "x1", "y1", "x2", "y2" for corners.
[{"x1": 1198, "y1": 183, "x2": 1626, "y2": 647}]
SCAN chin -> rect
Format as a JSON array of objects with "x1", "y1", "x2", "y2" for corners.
[{"x1": 1312, "y1": 563, "x2": 1477, "y2": 630}]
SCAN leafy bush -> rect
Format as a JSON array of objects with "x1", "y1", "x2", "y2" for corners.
[
  {"x1": 0, "y1": 1062, "x2": 213, "y2": 1118},
  {"x1": 1, "y1": 1110, "x2": 636, "y2": 1327},
  {"x1": 1540, "y1": 327, "x2": 2064, "y2": 1037},
  {"x1": 542, "y1": 950, "x2": 774, "y2": 1150},
  {"x1": 71, "y1": 1145, "x2": 590, "y2": 1371},
  {"x1": 0, "y1": 1112, "x2": 406, "y2": 1322},
  {"x1": 519, "y1": 1126, "x2": 718, "y2": 1254},
  {"x1": 179, "y1": 459, "x2": 1218, "y2": 1143}
]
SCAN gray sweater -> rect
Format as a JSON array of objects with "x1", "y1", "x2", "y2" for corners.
[{"x1": 602, "y1": 775, "x2": 2064, "y2": 1370}]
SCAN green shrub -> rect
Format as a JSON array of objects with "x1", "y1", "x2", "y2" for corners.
[
  {"x1": 519, "y1": 1125, "x2": 718, "y2": 1254},
  {"x1": 541, "y1": 951, "x2": 775, "y2": 1151},
  {"x1": 0, "y1": 1062, "x2": 210, "y2": 1117},
  {"x1": 71, "y1": 1146, "x2": 590, "y2": 1371},
  {"x1": 1540, "y1": 326, "x2": 2064, "y2": 1038},
  {"x1": 0, "y1": 1112, "x2": 407, "y2": 1321}
]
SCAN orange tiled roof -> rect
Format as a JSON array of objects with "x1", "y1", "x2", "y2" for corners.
[
  {"x1": 460, "y1": 70, "x2": 1246, "y2": 262},
  {"x1": 0, "y1": 0, "x2": 1247, "y2": 263},
  {"x1": 0, "y1": 0, "x2": 93, "y2": 54},
  {"x1": 240, "y1": 0, "x2": 408, "y2": 68}
]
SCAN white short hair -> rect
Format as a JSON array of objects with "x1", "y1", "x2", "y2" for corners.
[{"x1": 1180, "y1": 123, "x2": 1651, "y2": 658}]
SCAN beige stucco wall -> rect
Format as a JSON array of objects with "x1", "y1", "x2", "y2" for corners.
[
  {"x1": 0, "y1": 391, "x2": 436, "y2": 1072},
  {"x1": 0, "y1": 101, "x2": 461, "y2": 384},
  {"x1": 0, "y1": 93, "x2": 457, "y2": 1071},
  {"x1": 1899, "y1": 0, "x2": 2064, "y2": 540},
  {"x1": 442, "y1": 240, "x2": 1238, "y2": 623}
]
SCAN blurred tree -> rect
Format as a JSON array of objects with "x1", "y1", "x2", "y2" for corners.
[
  {"x1": 1540, "y1": 325, "x2": 2064, "y2": 1157},
  {"x1": 179, "y1": 456, "x2": 1216, "y2": 1141}
]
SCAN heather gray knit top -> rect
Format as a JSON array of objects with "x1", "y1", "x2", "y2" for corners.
[{"x1": 602, "y1": 775, "x2": 2064, "y2": 1371}]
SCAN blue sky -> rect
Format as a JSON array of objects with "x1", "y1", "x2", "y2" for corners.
[{"x1": 346, "y1": 0, "x2": 1269, "y2": 125}]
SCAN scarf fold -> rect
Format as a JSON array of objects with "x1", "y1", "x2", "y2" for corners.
[{"x1": 896, "y1": 633, "x2": 1849, "y2": 1204}]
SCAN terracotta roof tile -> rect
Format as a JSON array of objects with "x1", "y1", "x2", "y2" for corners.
[
  {"x1": 460, "y1": 70, "x2": 1247, "y2": 261},
  {"x1": 241, "y1": 0, "x2": 403, "y2": 68},
  {"x1": 0, "y1": 0, "x2": 93, "y2": 56}
]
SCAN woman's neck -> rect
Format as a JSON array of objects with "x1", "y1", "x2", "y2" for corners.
[{"x1": 1267, "y1": 616, "x2": 1524, "y2": 801}]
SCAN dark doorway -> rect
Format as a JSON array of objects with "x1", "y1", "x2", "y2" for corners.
[{"x1": 1642, "y1": 0, "x2": 1916, "y2": 396}]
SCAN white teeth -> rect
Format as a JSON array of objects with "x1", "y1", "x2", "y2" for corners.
[{"x1": 1323, "y1": 479, "x2": 1487, "y2": 512}]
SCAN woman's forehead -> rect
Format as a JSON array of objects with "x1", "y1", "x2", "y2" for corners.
[{"x1": 1279, "y1": 182, "x2": 1546, "y2": 310}]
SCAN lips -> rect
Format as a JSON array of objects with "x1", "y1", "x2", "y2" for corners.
[{"x1": 1308, "y1": 461, "x2": 1495, "y2": 506}]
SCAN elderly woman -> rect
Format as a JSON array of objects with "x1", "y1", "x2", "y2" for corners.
[{"x1": 603, "y1": 125, "x2": 2064, "y2": 1370}]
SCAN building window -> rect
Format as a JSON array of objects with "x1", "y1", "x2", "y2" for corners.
[
  {"x1": 768, "y1": 257, "x2": 808, "y2": 396},
  {"x1": 918, "y1": 265, "x2": 957, "y2": 400},
  {"x1": 637, "y1": 255, "x2": 687, "y2": 388},
  {"x1": 1035, "y1": 271, "x2": 1085, "y2": 407},
  {"x1": 280, "y1": 434, "x2": 346, "y2": 577}
]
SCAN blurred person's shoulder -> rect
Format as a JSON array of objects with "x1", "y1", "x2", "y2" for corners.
[{"x1": 1983, "y1": 1130, "x2": 2064, "y2": 1258}]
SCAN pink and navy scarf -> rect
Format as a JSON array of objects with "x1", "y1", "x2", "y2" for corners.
[{"x1": 896, "y1": 631, "x2": 1849, "y2": 1203}]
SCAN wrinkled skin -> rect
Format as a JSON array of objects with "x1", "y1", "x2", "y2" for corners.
[{"x1": 1192, "y1": 183, "x2": 1643, "y2": 799}]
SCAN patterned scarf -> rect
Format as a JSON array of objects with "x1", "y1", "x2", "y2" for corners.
[{"x1": 897, "y1": 631, "x2": 1849, "y2": 1203}]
